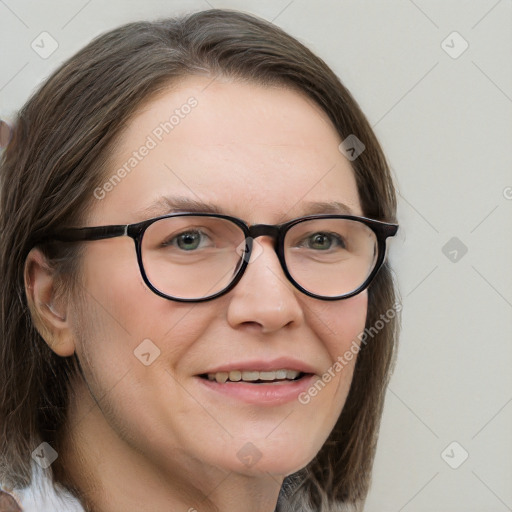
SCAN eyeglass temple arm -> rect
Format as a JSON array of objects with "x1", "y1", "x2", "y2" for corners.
[{"x1": 41, "y1": 225, "x2": 128, "y2": 242}]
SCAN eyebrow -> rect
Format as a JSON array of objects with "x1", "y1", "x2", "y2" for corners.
[
  {"x1": 134, "y1": 196, "x2": 222, "y2": 220},
  {"x1": 134, "y1": 196, "x2": 355, "y2": 221}
]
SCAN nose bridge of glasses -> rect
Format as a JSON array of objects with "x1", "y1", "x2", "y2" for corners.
[
  {"x1": 241, "y1": 223, "x2": 291, "y2": 290},
  {"x1": 247, "y1": 224, "x2": 280, "y2": 244}
]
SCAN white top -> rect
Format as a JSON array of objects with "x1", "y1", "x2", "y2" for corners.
[{"x1": 0, "y1": 464, "x2": 85, "y2": 512}]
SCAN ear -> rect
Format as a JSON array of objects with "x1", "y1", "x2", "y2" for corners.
[{"x1": 24, "y1": 247, "x2": 76, "y2": 357}]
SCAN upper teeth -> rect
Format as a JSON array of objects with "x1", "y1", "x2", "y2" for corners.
[{"x1": 207, "y1": 369, "x2": 301, "y2": 383}]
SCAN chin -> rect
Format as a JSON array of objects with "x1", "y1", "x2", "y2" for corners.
[
  {"x1": 216, "y1": 435, "x2": 324, "y2": 477},
  {"x1": 233, "y1": 451, "x2": 317, "y2": 478}
]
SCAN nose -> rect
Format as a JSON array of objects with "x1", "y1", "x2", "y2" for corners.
[{"x1": 225, "y1": 237, "x2": 304, "y2": 334}]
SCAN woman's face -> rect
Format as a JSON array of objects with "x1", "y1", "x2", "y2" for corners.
[{"x1": 69, "y1": 77, "x2": 367, "y2": 484}]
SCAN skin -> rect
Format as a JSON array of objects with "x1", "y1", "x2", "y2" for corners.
[{"x1": 25, "y1": 76, "x2": 368, "y2": 512}]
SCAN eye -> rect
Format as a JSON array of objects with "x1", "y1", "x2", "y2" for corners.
[
  {"x1": 165, "y1": 230, "x2": 209, "y2": 251},
  {"x1": 302, "y1": 232, "x2": 346, "y2": 251}
]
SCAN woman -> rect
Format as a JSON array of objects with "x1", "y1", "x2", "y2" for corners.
[{"x1": 0, "y1": 9, "x2": 399, "y2": 512}]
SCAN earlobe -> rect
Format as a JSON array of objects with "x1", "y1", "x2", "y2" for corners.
[{"x1": 24, "y1": 247, "x2": 76, "y2": 357}]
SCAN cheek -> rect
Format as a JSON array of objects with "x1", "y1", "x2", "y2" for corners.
[
  {"x1": 69, "y1": 252, "x2": 221, "y2": 452},
  {"x1": 299, "y1": 292, "x2": 367, "y2": 411},
  {"x1": 77, "y1": 238, "x2": 213, "y2": 349},
  {"x1": 71, "y1": 242, "x2": 218, "y2": 393},
  {"x1": 308, "y1": 291, "x2": 368, "y2": 360},
  {"x1": 79, "y1": 238, "x2": 158, "y2": 336}
]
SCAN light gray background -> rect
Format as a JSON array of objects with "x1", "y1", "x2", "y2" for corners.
[{"x1": 1, "y1": 1, "x2": 511, "y2": 510}]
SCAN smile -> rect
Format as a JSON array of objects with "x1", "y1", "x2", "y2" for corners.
[{"x1": 203, "y1": 369, "x2": 304, "y2": 383}]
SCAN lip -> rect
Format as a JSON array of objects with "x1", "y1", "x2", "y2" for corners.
[
  {"x1": 195, "y1": 357, "x2": 319, "y2": 406},
  {"x1": 196, "y1": 373, "x2": 317, "y2": 405},
  {"x1": 199, "y1": 357, "x2": 318, "y2": 375}
]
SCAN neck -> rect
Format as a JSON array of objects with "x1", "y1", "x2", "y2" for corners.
[{"x1": 58, "y1": 380, "x2": 283, "y2": 512}]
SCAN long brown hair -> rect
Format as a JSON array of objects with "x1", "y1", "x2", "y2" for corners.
[{"x1": 0, "y1": 9, "x2": 399, "y2": 510}]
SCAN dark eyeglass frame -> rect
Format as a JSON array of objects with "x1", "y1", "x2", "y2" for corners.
[{"x1": 41, "y1": 213, "x2": 398, "y2": 302}]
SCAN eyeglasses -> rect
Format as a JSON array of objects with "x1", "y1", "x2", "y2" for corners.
[{"x1": 42, "y1": 213, "x2": 398, "y2": 302}]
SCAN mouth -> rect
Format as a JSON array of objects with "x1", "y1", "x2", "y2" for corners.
[
  {"x1": 195, "y1": 357, "x2": 318, "y2": 404},
  {"x1": 196, "y1": 368, "x2": 316, "y2": 405},
  {"x1": 199, "y1": 369, "x2": 308, "y2": 384}
]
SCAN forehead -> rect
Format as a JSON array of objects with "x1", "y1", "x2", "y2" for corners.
[{"x1": 94, "y1": 76, "x2": 362, "y2": 224}]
